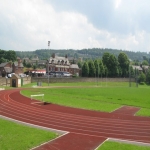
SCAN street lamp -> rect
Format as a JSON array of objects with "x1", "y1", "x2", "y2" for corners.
[{"x1": 48, "y1": 41, "x2": 50, "y2": 86}]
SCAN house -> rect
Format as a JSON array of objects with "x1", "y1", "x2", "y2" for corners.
[
  {"x1": 46, "y1": 54, "x2": 80, "y2": 75},
  {"x1": 12, "y1": 57, "x2": 24, "y2": 74},
  {"x1": 0, "y1": 62, "x2": 12, "y2": 77},
  {"x1": 0, "y1": 57, "x2": 24, "y2": 77},
  {"x1": 132, "y1": 65, "x2": 143, "y2": 72}
]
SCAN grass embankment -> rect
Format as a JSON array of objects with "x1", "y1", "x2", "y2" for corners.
[
  {"x1": 21, "y1": 85, "x2": 150, "y2": 116},
  {"x1": 0, "y1": 118, "x2": 58, "y2": 150},
  {"x1": 98, "y1": 141, "x2": 150, "y2": 150}
]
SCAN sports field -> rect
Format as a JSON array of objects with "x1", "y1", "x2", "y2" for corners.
[
  {"x1": 1, "y1": 81, "x2": 150, "y2": 149},
  {"x1": 21, "y1": 82, "x2": 150, "y2": 117}
]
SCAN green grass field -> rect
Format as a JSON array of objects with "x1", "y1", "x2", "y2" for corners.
[
  {"x1": 98, "y1": 141, "x2": 150, "y2": 150},
  {"x1": 0, "y1": 118, "x2": 58, "y2": 150},
  {"x1": 21, "y1": 83, "x2": 150, "y2": 116}
]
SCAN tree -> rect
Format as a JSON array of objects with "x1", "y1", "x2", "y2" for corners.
[
  {"x1": 5, "y1": 50, "x2": 17, "y2": 62},
  {"x1": 102, "y1": 52, "x2": 111, "y2": 69},
  {"x1": 118, "y1": 52, "x2": 129, "y2": 77},
  {"x1": 138, "y1": 72, "x2": 146, "y2": 83},
  {"x1": 99, "y1": 59, "x2": 105, "y2": 76},
  {"x1": 94, "y1": 59, "x2": 100, "y2": 77},
  {"x1": 26, "y1": 63, "x2": 32, "y2": 68},
  {"x1": 88, "y1": 60, "x2": 96, "y2": 77},
  {"x1": 146, "y1": 69, "x2": 150, "y2": 84},
  {"x1": 77, "y1": 61, "x2": 82, "y2": 68},
  {"x1": 0, "y1": 49, "x2": 7, "y2": 63},
  {"x1": 142, "y1": 60, "x2": 149, "y2": 65},
  {"x1": 23, "y1": 59, "x2": 26, "y2": 67},
  {"x1": 82, "y1": 61, "x2": 89, "y2": 77},
  {"x1": 108, "y1": 54, "x2": 119, "y2": 77}
]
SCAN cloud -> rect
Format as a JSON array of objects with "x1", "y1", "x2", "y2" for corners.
[{"x1": 0, "y1": 0, "x2": 150, "y2": 52}]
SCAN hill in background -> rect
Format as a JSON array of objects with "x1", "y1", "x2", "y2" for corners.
[{"x1": 15, "y1": 48, "x2": 150, "y2": 62}]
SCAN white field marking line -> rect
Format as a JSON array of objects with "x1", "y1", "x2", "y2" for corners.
[
  {"x1": 2, "y1": 100, "x2": 150, "y2": 132},
  {"x1": 2, "y1": 100, "x2": 150, "y2": 131},
  {"x1": 95, "y1": 138, "x2": 109, "y2": 150},
  {"x1": 30, "y1": 132, "x2": 69, "y2": 150},
  {"x1": 110, "y1": 105, "x2": 124, "y2": 113},
  {"x1": 2, "y1": 105, "x2": 150, "y2": 136},
  {"x1": 5, "y1": 92, "x2": 150, "y2": 126},
  {"x1": 2, "y1": 111, "x2": 150, "y2": 143},
  {"x1": 0, "y1": 115, "x2": 68, "y2": 135},
  {"x1": 134, "y1": 108, "x2": 141, "y2": 116},
  {"x1": 2, "y1": 99, "x2": 149, "y2": 132},
  {"x1": 0, "y1": 88, "x2": 5, "y2": 90},
  {"x1": 69, "y1": 131, "x2": 150, "y2": 145},
  {"x1": 108, "y1": 138, "x2": 150, "y2": 147}
]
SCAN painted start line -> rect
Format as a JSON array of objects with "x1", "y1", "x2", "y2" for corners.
[{"x1": 0, "y1": 89, "x2": 150, "y2": 150}]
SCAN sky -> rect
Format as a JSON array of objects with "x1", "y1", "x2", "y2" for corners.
[{"x1": 0, "y1": 0, "x2": 150, "y2": 52}]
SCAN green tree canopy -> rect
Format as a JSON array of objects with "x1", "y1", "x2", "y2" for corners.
[
  {"x1": 82, "y1": 61, "x2": 89, "y2": 77},
  {"x1": 118, "y1": 52, "x2": 129, "y2": 77},
  {"x1": 88, "y1": 60, "x2": 96, "y2": 77}
]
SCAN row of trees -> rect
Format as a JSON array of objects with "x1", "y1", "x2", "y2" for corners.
[
  {"x1": 79, "y1": 52, "x2": 130, "y2": 78},
  {"x1": 0, "y1": 49, "x2": 17, "y2": 63},
  {"x1": 137, "y1": 69, "x2": 150, "y2": 84}
]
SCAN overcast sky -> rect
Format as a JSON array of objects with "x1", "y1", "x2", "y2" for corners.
[{"x1": 0, "y1": 0, "x2": 150, "y2": 52}]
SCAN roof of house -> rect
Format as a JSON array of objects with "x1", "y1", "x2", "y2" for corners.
[
  {"x1": 13, "y1": 62, "x2": 24, "y2": 67},
  {"x1": 70, "y1": 64, "x2": 79, "y2": 69},
  {"x1": 142, "y1": 65, "x2": 149, "y2": 69},
  {"x1": 132, "y1": 65, "x2": 143, "y2": 71},
  {"x1": 0, "y1": 62, "x2": 9, "y2": 67},
  {"x1": 12, "y1": 74, "x2": 21, "y2": 79},
  {"x1": 49, "y1": 56, "x2": 70, "y2": 65},
  {"x1": 4, "y1": 67, "x2": 12, "y2": 73}
]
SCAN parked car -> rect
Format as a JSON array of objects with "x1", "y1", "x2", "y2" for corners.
[
  {"x1": 62, "y1": 72, "x2": 72, "y2": 77},
  {"x1": 19, "y1": 74, "x2": 26, "y2": 78}
]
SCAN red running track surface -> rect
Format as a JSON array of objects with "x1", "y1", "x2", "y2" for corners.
[{"x1": 0, "y1": 89, "x2": 150, "y2": 150}]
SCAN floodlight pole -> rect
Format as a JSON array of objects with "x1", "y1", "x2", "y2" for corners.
[
  {"x1": 48, "y1": 41, "x2": 50, "y2": 86},
  {"x1": 129, "y1": 65, "x2": 131, "y2": 87}
]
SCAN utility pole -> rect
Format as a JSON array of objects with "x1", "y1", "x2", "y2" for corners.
[{"x1": 48, "y1": 41, "x2": 50, "y2": 86}]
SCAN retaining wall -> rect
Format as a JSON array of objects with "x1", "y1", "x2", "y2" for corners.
[
  {"x1": 0, "y1": 76, "x2": 31, "y2": 86},
  {"x1": 31, "y1": 77, "x2": 135, "y2": 83}
]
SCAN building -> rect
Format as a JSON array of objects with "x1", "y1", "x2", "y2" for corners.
[
  {"x1": 12, "y1": 57, "x2": 24, "y2": 75},
  {"x1": 46, "y1": 54, "x2": 80, "y2": 75},
  {"x1": 0, "y1": 57, "x2": 24, "y2": 77},
  {"x1": 0, "y1": 62, "x2": 12, "y2": 77}
]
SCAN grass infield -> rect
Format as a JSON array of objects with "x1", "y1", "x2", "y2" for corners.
[
  {"x1": 21, "y1": 83, "x2": 150, "y2": 116},
  {"x1": 98, "y1": 141, "x2": 150, "y2": 150},
  {"x1": 0, "y1": 118, "x2": 58, "y2": 150}
]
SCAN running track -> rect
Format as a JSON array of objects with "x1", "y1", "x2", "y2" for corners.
[{"x1": 0, "y1": 88, "x2": 150, "y2": 150}]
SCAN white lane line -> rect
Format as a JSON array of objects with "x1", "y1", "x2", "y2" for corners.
[
  {"x1": 30, "y1": 132, "x2": 69, "y2": 150},
  {"x1": 94, "y1": 138, "x2": 109, "y2": 150},
  {"x1": 0, "y1": 115, "x2": 68, "y2": 135},
  {"x1": 108, "y1": 138, "x2": 150, "y2": 147}
]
